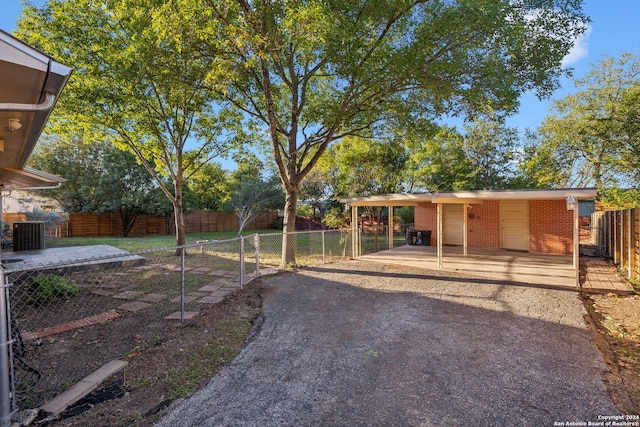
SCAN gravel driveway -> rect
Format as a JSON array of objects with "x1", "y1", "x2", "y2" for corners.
[{"x1": 157, "y1": 260, "x2": 618, "y2": 427}]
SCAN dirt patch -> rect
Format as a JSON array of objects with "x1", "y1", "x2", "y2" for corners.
[
  {"x1": 28, "y1": 281, "x2": 266, "y2": 426},
  {"x1": 584, "y1": 291, "x2": 640, "y2": 414}
]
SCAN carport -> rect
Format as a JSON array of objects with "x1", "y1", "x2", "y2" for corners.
[{"x1": 340, "y1": 188, "x2": 597, "y2": 289}]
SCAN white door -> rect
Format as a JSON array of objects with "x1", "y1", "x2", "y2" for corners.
[
  {"x1": 500, "y1": 201, "x2": 529, "y2": 251},
  {"x1": 443, "y1": 204, "x2": 464, "y2": 245}
]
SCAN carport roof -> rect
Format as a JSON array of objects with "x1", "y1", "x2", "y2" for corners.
[
  {"x1": 340, "y1": 188, "x2": 597, "y2": 207},
  {"x1": 0, "y1": 29, "x2": 71, "y2": 190}
]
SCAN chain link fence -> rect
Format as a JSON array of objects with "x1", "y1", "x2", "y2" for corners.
[{"x1": 1, "y1": 229, "x2": 353, "y2": 423}]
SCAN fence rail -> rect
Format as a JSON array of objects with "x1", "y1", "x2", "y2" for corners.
[
  {"x1": 593, "y1": 208, "x2": 640, "y2": 282},
  {"x1": 0, "y1": 229, "x2": 354, "y2": 424}
]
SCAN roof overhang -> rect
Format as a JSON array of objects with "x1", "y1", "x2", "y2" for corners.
[
  {"x1": 340, "y1": 188, "x2": 598, "y2": 207},
  {"x1": 0, "y1": 29, "x2": 72, "y2": 190},
  {"x1": 1, "y1": 166, "x2": 65, "y2": 190}
]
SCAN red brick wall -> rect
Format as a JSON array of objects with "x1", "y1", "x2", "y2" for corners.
[
  {"x1": 529, "y1": 200, "x2": 573, "y2": 254},
  {"x1": 414, "y1": 203, "x2": 438, "y2": 245},
  {"x1": 413, "y1": 199, "x2": 573, "y2": 254},
  {"x1": 468, "y1": 201, "x2": 501, "y2": 248}
]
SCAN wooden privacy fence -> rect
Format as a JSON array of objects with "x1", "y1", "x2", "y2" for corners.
[
  {"x1": 3, "y1": 210, "x2": 280, "y2": 238},
  {"x1": 594, "y1": 208, "x2": 640, "y2": 282},
  {"x1": 67, "y1": 210, "x2": 280, "y2": 237}
]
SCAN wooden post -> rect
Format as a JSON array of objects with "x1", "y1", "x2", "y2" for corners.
[
  {"x1": 388, "y1": 206, "x2": 394, "y2": 250},
  {"x1": 463, "y1": 203, "x2": 468, "y2": 257},
  {"x1": 628, "y1": 209, "x2": 633, "y2": 278},
  {"x1": 351, "y1": 205, "x2": 358, "y2": 259},
  {"x1": 437, "y1": 203, "x2": 443, "y2": 270},
  {"x1": 573, "y1": 206, "x2": 580, "y2": 288}
]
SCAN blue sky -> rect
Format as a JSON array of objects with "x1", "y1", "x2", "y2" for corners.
[{"x1": 2, "y1": 0, "x2": 639, "y2": 135}]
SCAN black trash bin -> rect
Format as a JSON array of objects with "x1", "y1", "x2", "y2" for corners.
[
  {"x1": 406, "y1": 229, "x2": 418, "y2": 245},
  {"x1": 420, "y1": 230, "x2": 432, "y2": 246}
]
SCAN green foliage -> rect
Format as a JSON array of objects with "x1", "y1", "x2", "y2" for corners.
[
  {"x1": 226, "y1": 156, "x2": 285, "y2": 235},
  {"x1": 463, "y1": 117, "x2": 521, "y2": 190},
  {"x1": 28, "y1": 138, "x2": 171, "y2": 236},
  {"x1": 27, "y1": 274, "x2": 81, "y2": 304},
  {"x1": 394, "y1": 206, "x2": 415, "y2": 226},
  {"x1": 332, "y1": 136, "x2": 409, "y2": 197},
  {"x1": 161, "y1": 0, "x2": 586, "y2": 266},
  {"x1": 296, "y1": 205, "x2": 315, "y2": 218},
  {"x1": 186, "y1": 163, "x2": 230, "y2": 211},
  {"x1": 19, "y1": 0, "x2": 588, "y2": 265},
  {"x1": 323, "y1": 207, "x2": 349, "y2": 230},
  {"x1": 16, "y1": 0, "x2": 242, "y2": 247},
  {"x1": 405, "y1": 126, "x2": 471, "y2": 192},
  {"x1": 599, "y1": 188, "x2": 640, "y2": 209},
  {"x1": 526, "y1": 52, "x2": 640, "y2": 190}
]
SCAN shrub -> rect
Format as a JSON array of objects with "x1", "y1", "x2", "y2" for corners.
[{"x1": 27, "y1": 274, "x2": 81, "y2": 304}]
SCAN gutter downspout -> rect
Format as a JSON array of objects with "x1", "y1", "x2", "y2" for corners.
[{"x1": 0, "y1": 93, "x2": 56, "y2": 112}]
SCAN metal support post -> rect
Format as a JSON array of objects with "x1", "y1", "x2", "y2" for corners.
[
  {"x1": 240, "y1": 236, "x2": 245, "y2": 289},
  {"x1": 1, "y1": 269, "x2": 14, "y2": 427},
  {"x1": 254, "y1": 234, "x2": 260, "y2": 279},
  {"x1": 180, "y1": 246, "x2": 185, "y2": 323}
]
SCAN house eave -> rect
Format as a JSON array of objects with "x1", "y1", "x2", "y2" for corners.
[{"x1": 340, "y1": 188, "x2": 598, "y2": 207}]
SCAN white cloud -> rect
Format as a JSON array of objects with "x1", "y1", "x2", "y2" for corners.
[{"x1": 561, "y1": 24, "x2": 592, "y2": 67}]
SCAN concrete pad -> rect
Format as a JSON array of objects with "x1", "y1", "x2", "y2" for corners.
[
  {"x1": 197, "y1": 295, "x2": 225, "y2": 304},
  {"x1": 208, "y1": 270, "x2": 229, "y2": 276},
  {"x1": 187, "y1": 291, "x2": 210, "y2": 297},
  {"x1": 198, "y1": 284, "x2": 224, "y2": 292},
  {"x1": 164, "y1": 311, "x2": 199, "y2": 320},
  {"x1": 91, "y1": 289, "x2": 114, "y2": 296},
  {"x1": 138, "y1": 293, "x2": 167, "y2": 303},
  {"x1": 118, "y1": 301, "x2": 152, "y2": 312},
  {"x1": 170, "y1": 295, "x2": 198, "y2": 303},
  {"x1": 112, "y1": 291, "x2": 144, "y2": 300},
  {"x1": 41, "y1": 359, "x2": 128, "y2": 416}
]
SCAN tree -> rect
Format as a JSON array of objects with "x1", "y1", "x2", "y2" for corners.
[
  {"x1": 27, "y1": 136, "x2": 109, "y2": 213},
  {"x1": 227, "y1": 158, "x2": 285, "y2": 236},
  {"x1": 16, "y1": 0, "x2": 241, "y2": 251},
  {"x1": 299, "y1": 169, "x2": 329, "y2": 221},
  {"x1": 27, "y1": 138, "x2": 170, "y2": 236},
  {"x1": 527, "y1": 52, "x2": 640, "y2": 191},
  {"x1": 186, "y1": 163, "x2": 230, "y2": 211},
  {"x1": 332, "y1": 136, "x2": 408, "y2": 198},
  {"x1": 169, "y1": 0, "x2": 587, "y2": 267},
  {"x1": 463, "y1": 118, "x2": 520, "y2": 190},
  {"x1": 95, "y1": 148, "x2": 171, "y2": 237},
  {"x1": 405, "y1": 126, "x2": 472, "y2": 192}
]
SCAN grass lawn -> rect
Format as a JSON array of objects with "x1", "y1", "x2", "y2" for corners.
[
  {"x1": 45, "y1": 230, "x2": 267, "y2": 252},
  {"x1": 45, "y1": 229, "x2": 409, "y2": 259}
]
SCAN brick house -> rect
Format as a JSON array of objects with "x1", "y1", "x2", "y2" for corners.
[{"x1": 341, "y1": 188, "x2": 597, "y2": 285}]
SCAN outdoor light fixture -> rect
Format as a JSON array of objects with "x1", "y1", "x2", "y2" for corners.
[
  {"x1": 566, "y1": 195, "x2": 578, "y2": 211},
  {"x1": 8, "y1": 118, "x2": 22, "y2": 131}
]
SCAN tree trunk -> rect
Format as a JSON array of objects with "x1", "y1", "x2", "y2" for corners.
[
  {"x1": 119, "y1": 209, "x2": 137, "y2": 238},
  {"x1": 281, "y1": 189, "x2": 298, "y2": 268}
]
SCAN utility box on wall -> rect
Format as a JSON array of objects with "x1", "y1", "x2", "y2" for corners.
[{"x1": 12, "y1": 221, "x2": 45, "y2": 251}]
